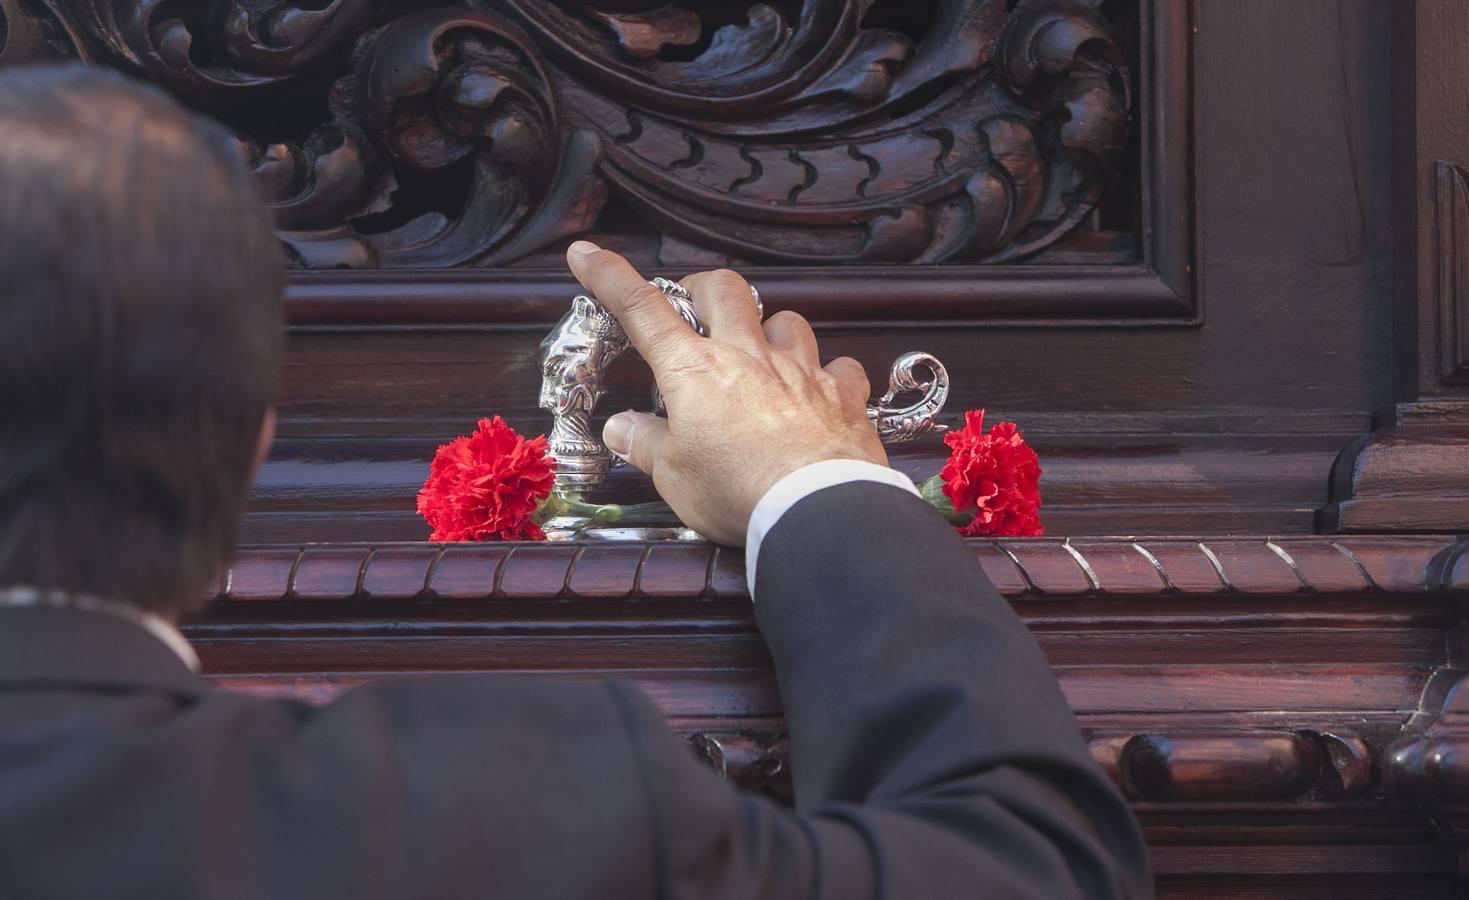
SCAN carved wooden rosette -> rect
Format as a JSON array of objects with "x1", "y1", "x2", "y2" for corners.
[{"x1": 0, "y1": 0, "x2": 1131, "y2": 269}]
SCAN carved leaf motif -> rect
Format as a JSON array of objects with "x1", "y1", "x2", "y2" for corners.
[
  {"x1": 587, "y1": 6, "x2": 700, "y2": 59},
  {"x1": 237, "y1": 126, "x2": 389, "y2": 232},
  {"x1": 561, "y1": 0, "x2": 1129, "y2": 263},
  {"x1": 0, "y1": 0, "x2": 1132, "y2": 268},
  {"x1": 215, "y1": 0, "x2": 378, "y2": 77},
  {"x1": 335, "y1": 9, "x2": 604, "y2": 267},
  {"x1": 0, "y1": 0, "x2": 86, "y2": 62},
  {"x1": 50, "y1": 0, "x2": 374, "y2": 91}
]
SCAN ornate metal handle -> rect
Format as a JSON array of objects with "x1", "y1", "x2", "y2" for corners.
[
  {"x1": 539, "y1": 279, "x2": 949, "y2": 497},
  {"x1": 868, "y1": 351, "x2": 950, "y2": 444}
]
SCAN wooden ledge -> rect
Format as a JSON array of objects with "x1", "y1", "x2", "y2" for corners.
[
  {"x1": 193, "y1": 533, "x2": 1469, "y2": 854},
  {"x1": 1328, "y1": 431, "x2": 1469, "y2": 532},
  {"x1": 214, "y1": 535, "x2": 1469, "y2": 605}
]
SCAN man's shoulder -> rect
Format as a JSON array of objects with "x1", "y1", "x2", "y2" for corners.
[
  {"x1": 200, "y1": 674, "x2": 651, "y2": 751},
  {"x1": 179, "y1": 676, "x2": 664, "y2": 882},
  {"x1": 188, "y1": 675, "x2": 669, "y2": 803},
  {"x1": 2, "y1": 677, "x2": 667, "y2": 896}
]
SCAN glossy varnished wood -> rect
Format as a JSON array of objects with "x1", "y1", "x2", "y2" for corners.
[
  {"x1": 2, "y1": 0, "x2": 1464, "y2": 894},
  {"x1": 191, "y1": 536, "x2": 1469, "y2": 894}
]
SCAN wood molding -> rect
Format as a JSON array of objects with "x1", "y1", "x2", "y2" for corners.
[
  {"x1": 1435, "y1": 161, "x2": 1469, "y2": 383},
  {"x1": 193, "y1": 534, "x2": 1469, "y2": 868},
  {"x1": 214, "y1": 535, "x2": 1468, "y2": 603},
  {"x1": 1390, "y1": 666, "x2": 1469, "y2": 838},
  {"x1": 694, "y1": 726, "x2": 1376, "y2": 805},
  {"x1": 283, "y1": 260, "x2": 1193, "y2": 331},
  {"x1": 1326, "y1": 432, "x2": 1469, "y2": 532},
  {"x1": 1393, "y1": 0, "x2": 1469, "y2": 406}
]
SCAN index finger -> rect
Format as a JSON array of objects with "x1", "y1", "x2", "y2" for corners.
[{"x1": 566, "y1": 241, "x2": 699, "y2": 375}]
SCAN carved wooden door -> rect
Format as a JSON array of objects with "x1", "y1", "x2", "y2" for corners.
[{"x1": 3, "y1": 0, "x2": 1467, "y2": 895}]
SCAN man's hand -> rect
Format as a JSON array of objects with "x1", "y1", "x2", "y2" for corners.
[{"x1": 565, "y1": 241, "x2": 888, "y2": 546}]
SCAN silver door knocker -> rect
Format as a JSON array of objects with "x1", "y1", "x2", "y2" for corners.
[{"x1": 539, "y1": 277, "x2": 950, "y2": 498}]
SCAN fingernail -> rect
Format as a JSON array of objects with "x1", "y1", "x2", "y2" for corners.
[
  {"x1": 568, "y1": 240, "x2": 601, "y2": 257},
  {"x1": 603, "y1": 411, "x2": 635, "y2": 458}
]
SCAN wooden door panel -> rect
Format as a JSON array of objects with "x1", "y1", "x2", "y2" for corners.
[{"x1": 4, "y1": 1, "x2": 1466, "y2": 893}]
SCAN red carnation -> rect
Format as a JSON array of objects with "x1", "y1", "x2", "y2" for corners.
[
  {"x1": 939, "y1": 409, "x2": 1043, "y2": 537},
  {"x1": 416, "y1": 417, "x2": 556, "y2": 542}
]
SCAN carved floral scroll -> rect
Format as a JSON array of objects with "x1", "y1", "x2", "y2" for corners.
[{"x1": 0, "y1": 0, "x2": 1133, "y2": 269}]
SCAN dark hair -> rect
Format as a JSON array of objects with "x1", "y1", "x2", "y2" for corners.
[{"x1": 0, "y1": 65, "x2": 284, "y2": 618}]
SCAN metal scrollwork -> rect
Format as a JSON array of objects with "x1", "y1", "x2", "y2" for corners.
[
  {"x1": 867, "y1": 352, "x2": 951, "y2": 444},
  {"x1": 539, "y1": 281, "x2": 949, "y2": 497}
]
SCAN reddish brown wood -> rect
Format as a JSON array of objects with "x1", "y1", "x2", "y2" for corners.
[
  {"x1": 1098, "y1": 728, "x2": 1375, "y2": 805},
  {"x1": 4, "y1": 0, "x2": 1465, "y2": 893},
  {"x1": 0, "y1": 0, "x2": 1181, "y2": 303},
  {"x1": 216, "y1": 536, "x2": 1465, "y2": 604},
  {"x1": 691, "y1": 731, "x2": 792, "y2": 803},
  {"x1": 1389, "y1": 660, "x2": 1469, "y2": 838},
  {"x1": 187, "y1": 534, "x2": 1468, "y2": 895},
  {"x1": 246, "y1": 429, "x2": 1357, "y2": 544},
  {"x1": 283, "y1": 265, "x2": 1194, "y2": 328},
  {"x1": 1118, "y1": 732, "x2": 1340, "y2": 802},
  {"x1": 1433, "y1": 161, "x2": 1469, "y2": 383},
  {"x1": 1328, "y1": 433, "x2": 1469, "y2": 532},
  {"x1": 418, "y1": 545, "x2": 511, "y2": 599},
  {"x1": 565, "y1": 544, "x2": 646, "y2": 598},
  {"x1": 1395, "y1": 0, "x2": 1469, "y2": 403},
  {"x1": 1324, "y1": 0, "x2": 1469, "y2": 551}
]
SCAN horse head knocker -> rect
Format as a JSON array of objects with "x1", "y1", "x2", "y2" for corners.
[
  {"x1": 538, "y1": 293, "x2": 632, "y2": 493},
  {"x1": 539, "y1": 279, "x2": 949, "y2": 498}
]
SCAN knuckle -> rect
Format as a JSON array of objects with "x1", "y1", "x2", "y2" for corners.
[
  {"x1": 837, "y1": 355, "x2": 870, "y2": 382},
  {"x1": 705, "y1": 268, "x2": 749, "y2": 293},
  {"x1": 768, "y1": 309, "x2": 811, "y2": 333},
  {"x1": 828, "y1": 357, "x2": 871, "y2": 404},
  {"x1": 816, "y1": 374, "x2": 847, "y2": 406},
  {"x1": 668, "y1": 343, "x2": 721, "y2": 376}
]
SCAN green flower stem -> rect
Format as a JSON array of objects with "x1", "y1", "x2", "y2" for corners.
[
  {"x1": 916, "y1": 473, "x2": 975, "y2": 527},
  {"x1": 581, "y1": 499, "x2": 676, "y2": 528},
  {"x1": 535, "y1": 494, "x2": 676, "y2": 531}
]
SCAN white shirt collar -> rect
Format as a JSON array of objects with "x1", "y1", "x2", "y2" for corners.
[{"x1": 0, "y1": 586, "x2": 200, "y2": 672}]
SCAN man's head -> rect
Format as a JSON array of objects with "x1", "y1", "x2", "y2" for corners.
[{"x1": 0, "y1": 65, "x2": 283, "y2": 618}]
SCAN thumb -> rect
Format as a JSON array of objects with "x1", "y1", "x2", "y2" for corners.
[{"x1": 603, "y1": 411, "x2": 669, "y2": 476}]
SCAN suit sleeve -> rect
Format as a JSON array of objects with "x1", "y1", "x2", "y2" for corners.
[{"x1": 614, "y1": 481, "x2": 1152, "y2": 899}]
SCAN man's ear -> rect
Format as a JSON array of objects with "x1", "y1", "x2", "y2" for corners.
[{"x1": 253, "y1": 407, "x2": 277, "y2": 477}]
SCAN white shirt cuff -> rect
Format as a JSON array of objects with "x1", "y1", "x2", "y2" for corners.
[{"x1": 744, "y1": 459, "x2": 922, "y2": 599}]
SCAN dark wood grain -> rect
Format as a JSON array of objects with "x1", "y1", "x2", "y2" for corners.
[
  {"x1": 4, "y1": 0, "x2": 1466, "y2": 893},
  {"x1": 246, "y1": 428, "x2": 1357, "y2": 543},
  {"x1": 283, "y1": 263, "x2": 1193, "y2": 328},
  {"x1": 187, "y1": 534, "x2": 1469, "y2": 895},
  {"x1": 1328, "y1": 433, "x2": 1469, "y2": 532},
  {"x1": 0, "y1": 0, "x2": 1160, "y2": 283},
  {"x1": 213, "y1": 536, "x2": 1466, "y2": 604},
  {"x1": 1394, "y1": 0, "x2": 1469, "y2": 403}
]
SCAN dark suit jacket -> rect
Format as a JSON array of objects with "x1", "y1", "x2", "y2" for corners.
[{"x1": 0, "y1": 483, "x2": 1150, "y2": 898}]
